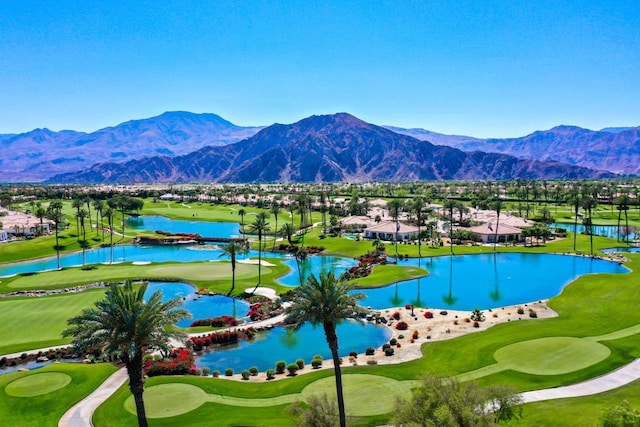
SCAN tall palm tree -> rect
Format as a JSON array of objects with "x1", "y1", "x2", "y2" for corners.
[
  {"x1": 443, "y1": 199, "x2": 457, "y2": 255},
  {"x1": 249, "y1": 212, "x2": 270, "y2": 293},
  {"x1": 72, "y1": 197, "x2": 83, "y2": 236},
  {"x1": 285, "y1": 272, "x2": 365, "y2": 427},
  {"x1": 582, "y1": 195, "x2": 598, "y2": 256},
  {"x1": 409, "y1": 197, "x2": 424, "y2": 257},
  {"x1": 238, "y1": 209, "x2": 246, "y2": 234},
  {"x1": 63, "y1": 281, "x2": 190, "y2": 427},
  {"x1": 218, "y1": 240, "x2": 250, "y2": 295},
  {"x1": 76, "y1": 208, "x2": 89, "y2": 266},
  {"x1": 93, "y1": 199, "x2": 105, "y2": 239},
  {"x1": 615, "y1": 194, "x2": 631, "y2": 243},
  {"x1": 279, "y1": 222, "x2": 297, "y2": 246},
  {"x1": 35, "y1": 204, "x2": 46, "y2": 236},
  {"x1": 387, "y1": 199, "x2": 404, "y2": 258},
  {"x1": 45, "y1": 201, "x2": 65, "y2": 270},
  {"x1": 85, "y1": 196, "x2": 93, "y2": 231},
  {"x1": 568, "y1": 191, "x2": 582, "y2": 252},
  {"x1": 270, "y1": 203, "x2": 281, "y2": 250},
  {"x1": 491, "y1": 198, "x2": 503, "y2": 251},
  {"x1": 104, "y1": 206, "x2": 115, "y2": 264}
]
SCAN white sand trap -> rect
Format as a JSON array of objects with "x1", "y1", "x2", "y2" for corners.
[
  {"x1": 245, "y1": 287, "x2": 278, "y2": 299},
  {"x1": 132, "y1": 261, "x2": 151, "y2": 265},
  {"x1": 238, "y1": 259, "x2": 276, "y2": 267}
]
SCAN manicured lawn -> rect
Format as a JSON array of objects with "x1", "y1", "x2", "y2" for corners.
[
  {"x1": 0, "y1": 363, "x2": 118, "y2": 427},
  {"x1": 0, "y1": 289, "x2": 107, "y2": 354},
  {"x1": 350, "y1": 264, "x2": 428, "y2": 288}
]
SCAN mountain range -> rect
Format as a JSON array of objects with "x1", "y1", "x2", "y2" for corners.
[
  {"x1": 390, "y1": 125, "x2": 640, "y2": 175},
  {"x1": 1, "y1": 111, "x2": 637, "y2": 183},
  {"x1": 47, "y1": 113, "x2": 614, "y2": 183},
  {"x1": 0, "y1": 112, "x2": 262, "y2": 182}
]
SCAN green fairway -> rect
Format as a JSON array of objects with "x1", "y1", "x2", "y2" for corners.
[
  {"x1": 0, "y1": 363, "x2": 118, "y2": 427},
  {"x1": 494, "y1": 337, "x2": 611, "y2": 375},
  {"x1": 5, "y1": 372, "x2": 72, "y2": 397},
  {"x1": 0, "y1": 290, "x2": 106, "y2": 354}
]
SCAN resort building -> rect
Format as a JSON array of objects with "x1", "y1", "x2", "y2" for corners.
[
  {"x1": 469, "y1": 222, "x2": 523, "y2": 244},
  {"x1": 340, "y1": 215, "x2": 378, "y2": 229},
  {"x1": 364, "y1": 221, "x2": 419, "y2": 242}
]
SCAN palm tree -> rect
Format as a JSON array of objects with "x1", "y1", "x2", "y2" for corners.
[
  {"x1": 249, "y1": 212, "x2": 270, "y2": 293},
  {"x1": 582, "y1": 195, "x2": 598, "y2": 256},
  {"x1": 387, "y1": 199, "x2": 404, "y2": 258},
  {"x1": 567, "y1": 190, "x2": 582, "y2": 252},
  {"x1": 85, "y1": 196, "x2": 93, "y2": 231},
  {"x1": 616, "y1": 194, "x2": 631, "y2": 243},
  {"x1": 270, "y1": 203, "x2": 281, "y2": 250},
  {"x1": 238, "y1": 209, "x2": 246, "y2": 234},
  {"x1": 63, "y1": 281, "x2": 190, "y2": 427},
  {"x1": 45, "y1": 201, "x2": 65, "y2": 270},
  {"x1": 491, "y1": 197, "x2": 503, "y2": 251},
  {"x1": 279, "y1": 222, "x2": 297, "y2": 246},
  {"x1": 76, "y1": 208, "x2": 89, "y2": 266},
  {"x1": 104, "y1": 206, "x2": 115, "y2": 264},
  {"x1": 35, "y1": 204, "x2": 46, "y2": 236},
  {"x1": 93, "y1": 199, "x2": 105, "y2": 239},
  {"x1": 218, "y1": 240, "x2": 250, "y2": 295},
  {"x1": 443, "y1": 199, "x2": 457, "y2": 255},
  {"x1": 285, "y1": 272, "x2": 365, "y2": 427},
  {"x1": 409, "y1": 197, "x2": 425, "y2": 257},
  {"x1": 71, "y1": 197, "x2": 83, "y2": 236}
]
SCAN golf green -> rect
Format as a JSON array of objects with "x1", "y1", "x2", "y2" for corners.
[
  {"x1": 494, "y1": 337, "x2": 611, "y2": 375},
  {"x1": 5, "y1": 372, "x2": 72, "y2": 397},
  {"x1": 124, "y1": 383, "x2": 208, "y2": 418}
]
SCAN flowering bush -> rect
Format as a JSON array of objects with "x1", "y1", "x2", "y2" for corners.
[
  {"x1": 395, "y1": 321, "x2": 409, "y2": 330},
  {"x1": 190, "y1": 315, "x2": 238, "y2": 328},
  {"x1": 423, "y1": 311, "x2": 433, "y2": 319},
  {"x1": 144, "y1": 348, "x2": 195, "y2": 377},
  {"x1": 392, "y1": 311, "x2": 401, "y2": 320}
]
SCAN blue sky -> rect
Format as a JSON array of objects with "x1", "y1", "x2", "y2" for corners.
[{"x1": 1, "y1": 0, "x2": 639, "y2": 137}]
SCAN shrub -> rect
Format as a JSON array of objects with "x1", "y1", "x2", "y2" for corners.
[
  {"x1": 367, "y1": 359, "x2": 378, "y2": 365},
  {"x1": 413, "y1": 330, "x2": 419, "y2": 339},
  {"x1": 517, "y1": 307, "x2": 525, "y2": 315},
  {"x1": 424, "y1": 311, "x2": 434, "y2": 319},
  {"x1": 529, "y1": 309, "x2": 538, "y2": 318},
  {"x1": 390, "y1": 338, "x2": 398, "y2": 346},
  {"x1": 202, "y1": 367, "x2": 211, "y2": 376},
  {"x1": 440, "y1": 310, "x2": 448, "y2": 316},
  {"x1": 395, "y1": 321, "x2": 409, "y2": 330},
  {"x1": 365, "y1": 347, "x2": 375, "y2": 356},
  {"x1": 275, "y1": 360, "x2": 286, "y2": 374},
  {"x1": 249, "y1": 366, "x2": 259, "y2": 376},
  {"x1": 266, "y1": 369, "x2": 276, "y2": 380},
  {"x1": 349, "y1": 351, "x2": 358, "y2": 358},
  {"x1": 212, "y1": 370, "x2": 220, "y2": 378},
  {"x1": 382, "y1": 343, "x2": 391, "y2": 350},
  {"x1": 311, "y1": 358, "x2": 323, "y2": 369},
  {"x1": 384, "y1": 347, "x2": 395, "y2": 356},
  {"x1": 398, "y1": 334, "x2": 405, "y2": 339},
  {"x1": 392, "y1": 311, "x2": 401, "y2": 320},
  {"x1": 296, "y1": 358, "x2": 305, "y2": 370},
  {"x1": 225, "y1": 368, "x2": 234, "y2": 376},
  {"x1": 473, "y1": 321, "x2": 480, "y2": 328},
  {"x1": 241, "y1": 370, "x2": 251, "y2": 380},
  {"x1": 287, "y1": 363, "x2": 299, "y2": 375}
]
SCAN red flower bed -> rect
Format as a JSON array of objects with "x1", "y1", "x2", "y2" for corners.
[
  {"x1": 423, "y1": 311, "x2": 433, "y2": 319},
  {"x1": 144, "y1": 347, "x2": 195, "y2": 377},
  {"x1": 190, "y1": 315, "x2": 238, "y2": 328},
  {"x1": 392, "y1": 311, "x2": 401, "y2": 320}
]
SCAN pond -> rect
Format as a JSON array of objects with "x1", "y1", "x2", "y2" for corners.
[
  {"x1": 144, "y1": 282, "x2": 250, "y2": 328},
  {"x1": 357, "y1": 253, "x2": 628, "y2": 311},
  {"x1": 126, "y1": 216, "x2": 240, "y2": 237},
  {"x1": 194, "y1": 320, "x2": 391, "y2": 373}
]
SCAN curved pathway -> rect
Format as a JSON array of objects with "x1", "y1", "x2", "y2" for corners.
[{"x1": 58, "y1": 367, "x2": 128, "y2": 427}]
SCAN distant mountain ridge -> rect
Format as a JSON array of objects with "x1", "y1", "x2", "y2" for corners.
[
  {"x1": 391, "y1": 124, "x2": 640, "y2": 175},
  {"x1": 0, "y1": 111, "x2": 263, "y2": 182},
  {"x1": 48, "y1": 113, "x2": 614, "y2": 183}
]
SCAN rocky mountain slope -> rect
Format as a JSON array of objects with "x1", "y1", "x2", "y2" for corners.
[
  {"x1": 49, "y1": 113, "x2": 614, "y2": 183},
  {"x1": 0, "y1": 111, "x2": 262, "y2": 181}
]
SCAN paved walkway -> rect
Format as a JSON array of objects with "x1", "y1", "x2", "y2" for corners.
[
  {"x1": 58, "y1": 367, "x2": 128, "y2": 427},
  {"x1": 521, "y1": 358, "x2": 640, "y2": 403}
]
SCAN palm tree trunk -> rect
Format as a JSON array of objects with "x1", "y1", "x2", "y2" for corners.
[
  {"x1": 229, "y1": 258, "x2": 236, "y2": 295},
  {"x1": 55, "y1": 225, "x2": 61, "y2": 270},
  {"x1": 323, "y1": 321, "x2": 346, "y2": 427},
  {"x1": 126, "y1": 358, "x2": 149, "y2": 427}
]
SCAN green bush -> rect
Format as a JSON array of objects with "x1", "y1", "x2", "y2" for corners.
[
  {"x1": 275, "y1": 360, "x2": 286, "y2": 374},
  {"x1": 365, "y1": 347, "x2": 375, "y2": 356},
  {"x1": 349, "y1": 351, "x2": 358, "y2": 357},
  {"x1": 287, "y1": 363, "x2": 299, "y2": 375},
  {"x1": 390, "y1": 338, "x2": 397, "y2": 346},
  {"x1": 384, "y1": 347, "x2": 395, "y2": 356},
  {"x1": 212, "y1": 370, "x2": 220, "y2": 378},
  {"x1": 311, "y1": 358, "x2": 323, "y2": 369},
  {"x1": 296, "y1": 358, "x2": 305, "y2": 370},
  {"x1": 225, "y1": 368, "x2": 234, "y2": 376},
  {"x1": 249, "y1": 366, "x2": 259, "y2": 376},
  {"x1": 241, "y1": 370, "x2": 251, "y2": 380},
  {"x1": 266, "y1": 369, "x2": 276, "y2": 380},
  {"x1": 202, "y1": 367, "x2": 211, "y2": 376}
]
